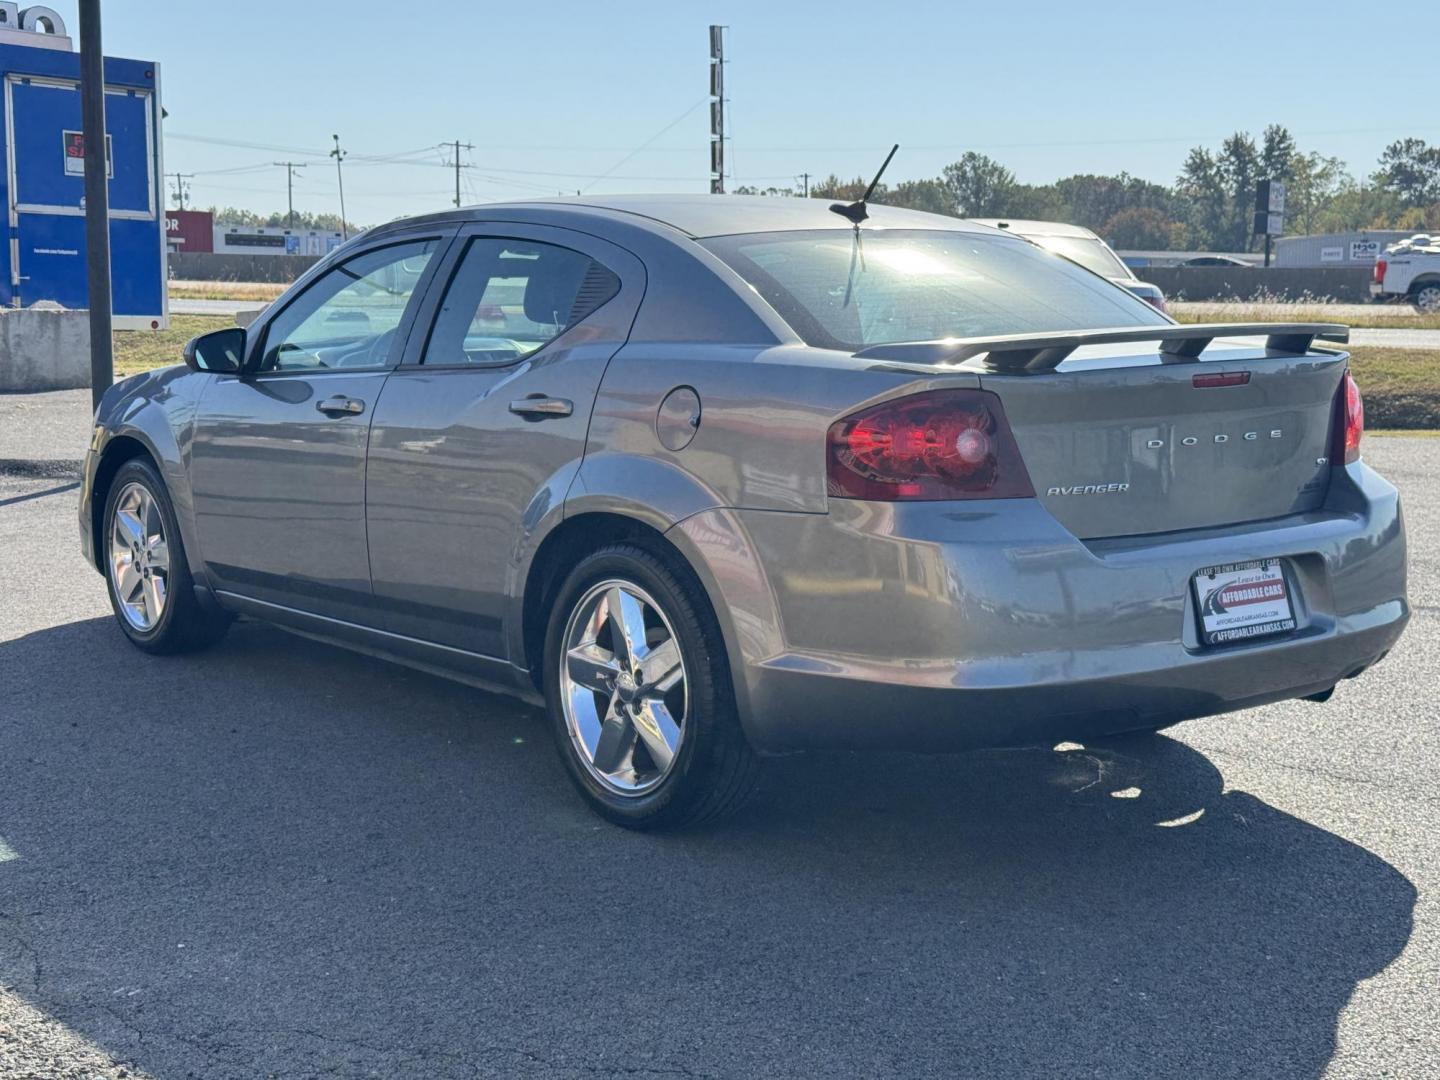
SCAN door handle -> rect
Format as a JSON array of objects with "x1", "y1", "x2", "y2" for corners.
[
  {"x1": 316, "y1": 395, "x2": 365, "y2": 417},
  {"x1": 509, "y1": 396, "x2": 573, "y2": 420}
]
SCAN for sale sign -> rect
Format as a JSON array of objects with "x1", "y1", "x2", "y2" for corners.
[{"x1": 61, "y1": 130, "x2": 112, "y2": 178}]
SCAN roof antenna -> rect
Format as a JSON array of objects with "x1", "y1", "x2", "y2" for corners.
[{"x1": 829, "y1": 143, "x2": 899, "y2": 225}]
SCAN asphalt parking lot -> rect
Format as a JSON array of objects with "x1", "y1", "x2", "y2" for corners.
[{"x1": 1, "y1": 393, "x2": 1437, "y2": 1079}]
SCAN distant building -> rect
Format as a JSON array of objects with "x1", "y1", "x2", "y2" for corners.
[
  {"x1": 1273, "y1": 230, "x2": 1410, "y2": 268},
  {"x1": 213, "y1": 224, "x2": 344, "y2": 256},
  {"x1": 166, "y1": 209, "x2": 214, "y2": 253}
]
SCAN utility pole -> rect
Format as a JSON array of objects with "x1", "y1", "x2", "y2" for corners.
[
  {"x1": 273, "y1": 161, "x2": 307, "y2": 227},
  {"x1": 330, "y1": 134, "x2": 348, "y2": 240},
  {"x1": 447, "y1": 139, "x2": 474, "y2": 207},
  {"x1": 169, "y1": 171, "x2": 193, "y2": 209},
  {"x1": 78, "y1": 0, "x2": 111, "y2": 409},
  {"x1": 708, "y1": 25, "x2": 726, "y2": 193},
  {"x1": 798, "y1": 172, "x2": 810, "y2": 198}
]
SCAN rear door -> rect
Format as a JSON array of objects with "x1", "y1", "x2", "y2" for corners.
[
  {"x1": 188, "y1": 231, "x2": 451, "y2": 623},
  {"x1": 364, "y1": 222, "x2": 643, "y2": 659},
  {"x1": 986, "y1": 341, "x2": 1345, "y2": 539}
]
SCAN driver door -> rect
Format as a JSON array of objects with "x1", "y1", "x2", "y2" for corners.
[{"x1": 188, "y1": 231, "x2": 453, "y2": 624}]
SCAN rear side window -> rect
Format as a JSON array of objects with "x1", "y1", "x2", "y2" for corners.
[
  {"x1": 701, "y1": 229, "x2": 1167, "y2": 351},
  {"x1": 421, "y1": 237, "x2": 619, "y2": 366}
]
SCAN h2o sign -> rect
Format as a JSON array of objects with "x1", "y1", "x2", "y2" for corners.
[{"x1": 0, "y1": 5, "x2": 66, "y2": 37}]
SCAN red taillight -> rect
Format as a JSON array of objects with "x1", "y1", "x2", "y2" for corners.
[
  {"x1": 1336, "y1": 371, "x2": 1359, "y2": 466},
  {"x1": 1333, "y1": 370, "x2": 1364, "y2": 465},
  {"x1": 1145, "y1": 294, "x2": 1168, "y2": 314},
  {"x1": 826, "y1": 389, "x2": 1034, "y2": 501},
  {"x1": 1374, "y1": 258, "x2": 1387, "y2": 285}
]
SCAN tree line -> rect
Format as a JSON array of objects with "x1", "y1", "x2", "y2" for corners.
[{"x1": 738, "y1": 127, "x2": 1440, "y2": 252}]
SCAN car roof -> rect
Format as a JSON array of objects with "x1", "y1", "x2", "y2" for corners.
[
  {"x1": 383, "y1": 194, "x2": 997, "y2": 241},
  {"x1": 969, "y1": 218, "x2": 1101, "y2": 240}
]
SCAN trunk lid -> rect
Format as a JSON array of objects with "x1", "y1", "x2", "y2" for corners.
[{"x1": 985, "y1": 342, "x2": 1344, "y2": 539}]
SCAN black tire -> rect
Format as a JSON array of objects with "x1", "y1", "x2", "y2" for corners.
[
  {"x1": 101, "y1": 457, "x2": 232, "y2": 655},
  {"x1": 1412, "y1": 281, "x2": 1440, "y2": 314},
  {"x1": 543, "y1": 541, "x2": 759, "y2": 829}
]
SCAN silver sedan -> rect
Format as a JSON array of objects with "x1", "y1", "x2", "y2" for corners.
[{"x1": 79, "y1": 195, "x2": 1408, "y2": 827}]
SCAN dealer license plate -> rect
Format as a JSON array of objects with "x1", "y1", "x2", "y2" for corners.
[{"x1": 1192, "y1": 559, "x2": 1296, "y2": 646}]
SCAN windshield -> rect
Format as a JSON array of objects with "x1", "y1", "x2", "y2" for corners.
[
  {"x1": 702, "y1": 229, "x2": 1166, "y2": 351},
  {"x1": 1028, "y1": 234, "x2": 1131, "y2": 279}
]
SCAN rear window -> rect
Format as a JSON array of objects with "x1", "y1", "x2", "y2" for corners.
[
  {"x1": 1028, "y1": 234, "x2": 1131, "y2": 279},
  {"x1": 701, "y1": 229, "x2": 1166, "y2": 351}
]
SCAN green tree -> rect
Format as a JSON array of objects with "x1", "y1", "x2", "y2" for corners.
[
  {"x1": 941, "y1": 152, "x2": 1017, "y2": 216},
  {"x1": 1175, "y1": 147, "x2": 1228, "y2": 249},
  {"x1": 1373, "y1": 138, "x2": 1440, "y2": 207},
  {"x1": 1286, "y1": 153, "x2": 1350, "y2": 235},
  {"x1": 1260, "y1": 124, "x2": 1299, "y2": 183},
  {"x1": 878, "y1": 178, "x2": 953, "y2": 215},
  {"x1": 1101, "y1": 207, "x2": 1178, "y2": 250},
  {"x1": 1218, "y1": 133, "x2": 1261, "y2": 249}
]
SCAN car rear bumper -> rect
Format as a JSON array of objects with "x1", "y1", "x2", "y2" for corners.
[{"x1": 671, "y1": 462, "x2": 1408, "y2": 753}]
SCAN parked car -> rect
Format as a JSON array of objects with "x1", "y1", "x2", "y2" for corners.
[
  {"x1": 1371, "y1": 234, "x2": 1440, "y2": 311},
  {"x1": 81, "y1": 195, "x2": 1408, "y2": 828},
  {"x1": 971, "y1": 218, "x2": 1168, "y2": 311},
  {"x1": 1182, "y1": 255, "x2": 1254, "y2": 267}
]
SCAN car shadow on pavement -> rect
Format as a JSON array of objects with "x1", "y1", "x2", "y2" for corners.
[{"x1": 0, "y1": 616, "x2": 1417, "y2": 1079}]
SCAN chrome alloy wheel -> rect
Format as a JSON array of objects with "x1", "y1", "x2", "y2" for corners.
[
  {"x1": 560, "y1": 579, "x2": 689, "y2": 795},
  {"x1": 1417, "y1": 284, "x2": 1440, "y2": 313},
  {"x1": 108, "y1": 481, "x2": 170, "y2": 632}
]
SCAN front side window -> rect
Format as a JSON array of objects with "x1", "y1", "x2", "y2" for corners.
[
  {"x1": 258, "y1": 239, "x2": 438, "y2": 372},
  {"x1": 421, "y1": 237, "x2": 617, "y2": 366},
  {"x1": 702, "y1": 229, "x2": 1167, "y2": 352}
]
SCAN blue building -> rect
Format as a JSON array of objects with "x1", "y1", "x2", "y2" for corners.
[{"x1": 0, "y1": 7, "x2": 165, "y2": 328}]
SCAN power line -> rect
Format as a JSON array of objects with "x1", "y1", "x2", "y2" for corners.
[{"x1": 581, "y1": 98, "x2": 709, "y2": 194}]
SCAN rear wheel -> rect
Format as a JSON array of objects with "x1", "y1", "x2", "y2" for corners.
[
  {"x1": 1413, "y1": 282, "x2": 1440, "y2": 313},
  {"x1": 102, "y1": 458, "x2": 231, "y2": 654},
  {"x1": 544, "y1": 542, "x2": 759, "y2": 829}
]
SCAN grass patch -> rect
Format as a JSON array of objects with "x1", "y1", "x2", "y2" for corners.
[
  {"x1": 1171, "y1": 302, "x2": 1440, "y2": 330},
  {"x1": 113, "y1": 314, "x2": 232, "y2": 376},
  {"x1": 1347, "y1": 346, "x2": 1440, "y2": 429},
  {"x1": 168, "y1": 280, "x2": 286, "y2": 302}
]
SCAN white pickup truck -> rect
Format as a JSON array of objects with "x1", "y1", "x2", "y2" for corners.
[{"x1": 1371, "y1": 234, "x2": 1440, "y2": 311}]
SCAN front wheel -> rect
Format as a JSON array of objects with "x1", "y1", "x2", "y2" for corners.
[
  {"x1": 544, "y1": 542, "x2": 759, "y2": 829},
  {"x1": 102, "y1": 457, "x2": 231, "y2": 654}
]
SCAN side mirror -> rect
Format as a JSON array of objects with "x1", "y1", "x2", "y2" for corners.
[{"x1": 183, "y1": 327, "x2": 246, "y2": 374}]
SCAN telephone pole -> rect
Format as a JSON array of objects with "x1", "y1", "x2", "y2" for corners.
[
  {"x1": 169, "y1": 171, "x2": 193, "y2": 209},
  {"x1": 798, "y1": 172, "x2": 810, "y2": 198},
  {"x1": 446, "y1": 139, "x2": 474, "y2": 207},
  {"x1": 708, "y1": 25, "x2": 726, "y2": 193},
  {"x1": 79, "y1": 0, "x2": 111, "y2": 410},
  {"x1": 272, "y1": 161, "x2": 307, "y2": 227},
  {"x1": 330, "y1": 134, "x2": 348, "y2": 240}
]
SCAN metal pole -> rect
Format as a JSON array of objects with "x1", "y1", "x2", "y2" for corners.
[
  {"x1": 455, "y1": 139, "x2": 460, "y2": 207},
  {"x1": 1264, "y1": 233, "x2": 1272, "y2": 268},
  {"x1": 79, "y1": 0, "x2": 112, "y2": 410},
  {"x1": 330, "y1": 135, "x2": 347, "y2": 240}
]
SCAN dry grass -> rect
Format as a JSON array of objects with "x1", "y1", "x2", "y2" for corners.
[
  {"x1": 168, "y1": 280, "x2": 286, "y2": 302},
  {"x1": 1171, "y1": 301, "x2": 1440, "y2": 330}
]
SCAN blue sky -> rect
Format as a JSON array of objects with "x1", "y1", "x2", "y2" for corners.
[{"x1": 87, "y1": 0, "x2": 1429, "y2": 225}]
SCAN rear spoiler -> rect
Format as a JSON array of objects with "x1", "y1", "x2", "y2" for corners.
[{"x1": 853, "y1": 322, "x2": 1350, "y2": 373}]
